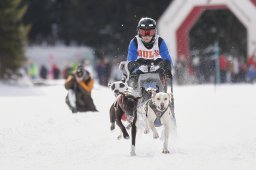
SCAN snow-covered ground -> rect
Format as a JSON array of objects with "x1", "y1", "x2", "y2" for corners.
[{"x1": 0, "y1": 81, "x2": 256, "y2": 170}]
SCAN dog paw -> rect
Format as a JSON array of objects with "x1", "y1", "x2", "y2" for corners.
[
  {"x1": 117, "y1": 135, "x2": 122, "y2": 140},
  {"x1": 130, "y1": 145, "x2": 136, "y2": 156},
  {"x1": 144, "y1": 129, "x2": 150, "y2": 134},
  {"x1": 153, "y1": 133, "x2": 159, "y2": 139},
  {"x1": 130, "y1": 151, "x2": 136, "y2": 156},
  {"x1": 124, "y1": 134, "x2": 130, "y2": 139},
  {"x1": 110, "y1": 123, "x2": 115, "y2": 131},
  {"x1": 162, "y1": 149, "x2": 170, "y2": 154}
]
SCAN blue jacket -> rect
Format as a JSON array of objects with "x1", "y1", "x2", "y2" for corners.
[{"x1": 127, "y1": 36, "x2": 172, "y2": 64}]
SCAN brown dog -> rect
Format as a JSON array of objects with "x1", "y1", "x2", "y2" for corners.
[{"x1": 109, "y1": 90, "x2": 141, "y2": 156}]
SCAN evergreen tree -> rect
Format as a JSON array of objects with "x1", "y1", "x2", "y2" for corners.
[
  {"x1": 0, "y1": 0, "x2": 28, "y2": 79},
  {"x1": 23, "y1": 0, "x2": 56, "y2": 44}
]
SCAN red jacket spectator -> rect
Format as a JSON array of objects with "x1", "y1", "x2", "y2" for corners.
[
  {"x1": 219, "y1": 55, "x2": 227, "y2": 71},
  {"x1": 247, "y1": 56, "x2": 256, "y2": 68}
]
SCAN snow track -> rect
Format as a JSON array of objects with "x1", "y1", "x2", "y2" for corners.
[{"x1": 0, "y1": 82, "x2": 256, "y2": 170}]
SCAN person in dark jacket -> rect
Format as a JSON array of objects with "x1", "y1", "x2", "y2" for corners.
[
  {"x1": 39, "y1": 65, "x2": 48, "y2": 79},
  {"x1": 64, "y1": 65, "x2": 97, "y2": 113}
]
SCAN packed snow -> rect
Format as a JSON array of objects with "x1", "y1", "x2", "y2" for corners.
[{"x1": 0, "y1": 81, "x2": 256, "y2": 170}]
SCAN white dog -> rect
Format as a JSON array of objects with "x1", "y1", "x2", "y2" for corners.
[{"x1": 143, "y1": 91, "x2": 175, "y2": 154}]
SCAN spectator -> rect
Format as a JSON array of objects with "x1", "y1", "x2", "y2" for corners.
[
  {"x1": 62, "y1": 64, "x2": 72, "y2": 79},
  {"x1": 39, "y1": 65, "x2": 48, "y2": 79},
  {"x1": 51, "y1": 64, "x2": 60, "y2": 79},
  {"x1": 28, "y1": 62, "x2": 38, "y2": 80},
  {"x1": 64, "y1": 65, "x2": 97, "y2": 113},
  {"x1": 219, "y1": 54, "x2": 228, "y2": 83},
  {"x1": 96, "y1": 57, "x2": 111, "y2": 86}
]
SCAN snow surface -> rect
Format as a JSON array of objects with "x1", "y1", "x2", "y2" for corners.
[{"x1": 0, "y1": 81, "x2": 256, "y2": 170}]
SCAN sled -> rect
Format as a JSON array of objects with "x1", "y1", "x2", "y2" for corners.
[{"x1": 119, "y1": 59, "x2": 171, "y2": 108}]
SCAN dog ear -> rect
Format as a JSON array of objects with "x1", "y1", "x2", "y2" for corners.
[
  {"x1": 151, "y1": 90, "x2": 156, "y2": 98},
  {"x1": 156, "y1": 85, "x2": 160, "y2": 93},
  {"x1": 168, "y1": 92, "x2": 173, "y2": 98},
  {"x1": 108, "y1": 81, "x2": 113, "y2": 87},
  {"x1": 141, "y1": 87, "x2": 146, "y2": 93}
]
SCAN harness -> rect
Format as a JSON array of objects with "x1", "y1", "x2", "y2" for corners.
[
  {"x1": 114, "y1": 93, "x2": 136, "y2": 114},
  {"x1": 133, "y1": 36, "x2": 163, "y2": 49},
  {"x1": 114, "y1": 93, "x2": 136, "y2": 124},
  {"x1": 145, "y1": 99, "x2": 170, "y2": 127}
]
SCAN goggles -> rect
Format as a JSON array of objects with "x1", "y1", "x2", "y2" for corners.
[{"x1": 138, "y1": 28, "x2": 156, "y2": 36}]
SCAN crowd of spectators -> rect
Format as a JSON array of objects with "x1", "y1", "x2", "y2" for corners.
[
  {"x1": 24, "y1": 57, "x2": 123, "y2": 86},
  {"x1": 24, "y1": 52, "x2": 256, "y2": 86},
  {"x1": 175, "y1": 52, "x2": 256, "y2": 85}
]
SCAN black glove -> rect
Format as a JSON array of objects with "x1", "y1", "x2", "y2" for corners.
[{"x1": 128, "y1": 61, "x2": 140, "y2": 73}]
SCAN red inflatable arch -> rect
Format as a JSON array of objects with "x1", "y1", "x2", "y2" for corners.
[
  {"x1": 159, "y1": 0, "x2": 256, "y2": 62},
  {"x1": 176, "y1": 5, "x2": 227, "y2": 59}
]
